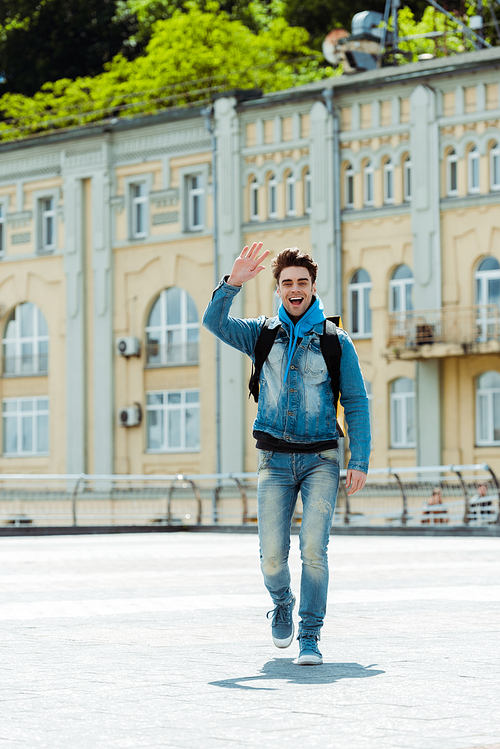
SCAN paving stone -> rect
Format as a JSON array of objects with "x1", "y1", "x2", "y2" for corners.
[{"x1": 0, "y1": 533, "x2": 499, "y2": 749}]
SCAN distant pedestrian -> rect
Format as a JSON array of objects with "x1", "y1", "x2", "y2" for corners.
[
  {"x1": 468, "y1": 481, "x2": 495, "y2": 524},
  {"x1": 421, "y1": 487, "x2": 448, "y2": 524}
]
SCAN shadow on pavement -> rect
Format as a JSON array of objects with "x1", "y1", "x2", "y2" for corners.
[{"x1": 209, "y1": 659, "x2": 385, "y2": 690}]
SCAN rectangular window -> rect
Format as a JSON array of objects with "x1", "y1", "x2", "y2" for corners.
[
  {"x1": 2, "y1": 397, "x2": 49, "y2": 456},
  {"x1": 250, "y1": 180, "x2": 259, "y2": 221},
  {"x1": 146, "y1": 390, "x2": 200, "y2": 452},
  {"x1": 187, "y1": 175, "x2": 204, "y2": 231},
  {"x1": 131, "y1": 182, "x2": 148, "y2": 237},
  {"x1": 491, "y1": 148, "x2": 500, "y2": 191},
  {"x1": 39, "y1": 198, "x2": 55, "y2": 252},
  {"x1": 304, "y1": 171, "x2": 311, "y2": 215},
  {"x1": 404, "y1": 159, "x2": 412, "y2": 202}
]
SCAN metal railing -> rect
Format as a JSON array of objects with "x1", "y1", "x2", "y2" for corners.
[
  {"x1": 387, "y1": 304, "x2": 500, "y2": 351},
  {"x1": 0, "y1": 464, "x2": 498, "y2": 529}
]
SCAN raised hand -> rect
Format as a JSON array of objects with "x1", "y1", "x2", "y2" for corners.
[{"x1": 227, "y1": 242, "x2": 270, "y2": 287}]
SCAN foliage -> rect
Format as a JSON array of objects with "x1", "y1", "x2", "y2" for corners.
[{"x1": 0, "y1": 3, "x2": 335, "y2": 141}]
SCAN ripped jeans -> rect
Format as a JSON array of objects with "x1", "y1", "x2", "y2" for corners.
[{"x1": 257, "y1": 449, "x2": 340, "y2": 636}]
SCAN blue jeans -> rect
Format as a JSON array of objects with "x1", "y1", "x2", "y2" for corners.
[{"x1": 257, "y1": 449, "x2": 340, "y2": 636}]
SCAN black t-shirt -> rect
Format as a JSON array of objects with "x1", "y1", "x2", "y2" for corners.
[{"x1": 254, "y1": 430, "x2": 338, "y2": 453}]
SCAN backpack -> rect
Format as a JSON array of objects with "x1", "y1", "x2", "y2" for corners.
[{"x1": 248, "y1": 316, "x2": 345, "y2": 436}]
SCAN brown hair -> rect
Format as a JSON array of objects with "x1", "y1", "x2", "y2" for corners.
[{"x1": 271, "y1": 248, "x2": 318, "y2": 284}]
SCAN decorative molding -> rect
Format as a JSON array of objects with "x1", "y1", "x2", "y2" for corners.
[
  {"x1": 6, "y1": 211, "x2": 32, "y2": 229},
  {"x1": 0, "y1": 153, "x2": 60, "y2": 183},
  {"x1": 110, "y1": 195, "x2": 125, "y2": 213},
  {"x1": 152, "y1": 211, "x2": 179, "y2": 225},
  {"x1": 63, "y1": 145, "x2": 104, "y2": 169},
  {"x1": 11, "y1": 232, "x2": 31, "y2": 244},
  {"x1": 150, "y1": 188, "x2": 179, "y2": 208},
  {"x1": 113, "y1": 129, "x2": 211, "y2": 163}
]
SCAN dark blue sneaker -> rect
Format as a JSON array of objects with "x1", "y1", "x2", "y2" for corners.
[
  {"x1": 266, "y1": 595, "x2": 296, "y2": 648},
  {"x1": 297, "y1": 633, "x2": 323, "y2": 665}
]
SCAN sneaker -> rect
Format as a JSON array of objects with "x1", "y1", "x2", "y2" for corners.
[
  {"x1": 266, "y1": 595, "x2": 295, "y2": 648},
  {"x1": 297, "y1": 633, "x2": 323, "y2": 665}
]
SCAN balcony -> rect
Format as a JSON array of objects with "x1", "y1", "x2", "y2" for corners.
[{"x1": 386, "y1": 305, "x2": 500, "y2": 359}]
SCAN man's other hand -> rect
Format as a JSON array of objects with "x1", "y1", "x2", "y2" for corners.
[
  {"x1": 227, "y1": 242, "x2": 270, "y2": 287},
  {"x1": 345, "y1": 469, "x2": 367, "y2": 496}
]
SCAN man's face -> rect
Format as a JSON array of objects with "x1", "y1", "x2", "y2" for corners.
[
  {"x1": 479, "y1": 484, "x2": 488, "y2": 496},
  {"x1": 277, "y1": 266, "x2": 316, "y2": 319}
]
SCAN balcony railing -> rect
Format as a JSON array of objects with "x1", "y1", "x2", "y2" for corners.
[
  {"x1": 2, "y1": 354, "x2": 49, "y2": 376},
  {"x1": 387, "y1": 304, "x2": 500, "y2": 356},
  {"x1": 145, "y1": 342, "x2": 198, "y2": 367}
]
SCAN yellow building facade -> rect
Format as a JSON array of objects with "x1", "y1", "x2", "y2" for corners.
[{"x1": 1, "y1": 49, "x2": 500, "y2": 476}]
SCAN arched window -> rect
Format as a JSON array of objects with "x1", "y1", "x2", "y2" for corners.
[
  {"x1": 383, "y1": 158, "x2": 394, "y2": 205},
  {"x1": 490, "y1": 142, "x2": 500, "y2": 191},
  {"x1": 2, "y1": 302, "x2": 49, "y2": 376},
  {"x1": 446, "y1": 149, "x2": 458, "y2": 196},
  {"x1": 475, "y1": 256, "x2": 500, "y2": 341},
  {"x1": 363, "y1": 161, "x2": 374, "y2": 206},
  {"x1": 268, "y1": 173, "x2": 278, "y2": 219},
  {"x1": 344, "y1": 163, "x2": 354, "y2": 209},
  {"x1": 250, "y1": 177, "x2": 259, "y2": 221},
  {"x1": 146, "y1": 287, "x2": 199, "y2": 366},
  {"x1": 285, "y1": 171, "x2": 296, "y2": 217},
  {"x1": 304, "y1": 168, "x2": 311, "y2": 215},
  {"x1": 390, "y1": 265, "x2": 414, "y2": 313},
  {"x1": 476, "y1": 371, "x2": 500, "y2": 445},
  {"x1": 468, "y1": 145, "x2": 480, "y2": 194},
  {"x1": 403, "y1": 154, "x2": 412, "y2": 202},
  {"x1": 390, "y1": 377, "x2": 416, "y2": 448},
  {"x1": 349, "y1": 269, "x2": 372, "y2": 338}
]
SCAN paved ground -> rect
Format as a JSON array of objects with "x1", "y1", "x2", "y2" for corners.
[{"x1": 1, "y1": 532, "x2": 500, "y2": 749}]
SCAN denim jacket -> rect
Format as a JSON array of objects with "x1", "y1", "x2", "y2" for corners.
[{"x1": 203, "y1": 278, "x2": 371, "y2": 474}]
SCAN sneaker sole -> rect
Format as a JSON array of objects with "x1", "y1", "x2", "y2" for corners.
[
  {"x1": 297, "y1": 653, "x2": 323, "y2": 665},
  {"x1": 272, "y1": 623, "x2": 295, "y2": 649}
]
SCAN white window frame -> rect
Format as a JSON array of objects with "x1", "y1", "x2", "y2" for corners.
[
  {"x1": 268, "y1": 174, "x2": 278, "y2": 219},
  {"x1": 186, "y1": 174, "x2": 204, "y2": 231},
  {"x1": 345, "y1": 163, "x2": 354, "y2": 209},
  {"x1": 145, "y1": 287, "x2": 199, "y2": 367},
  {"x1": 403, "y1": 155, "x2": 412, "y2": 202},
  {"x1": 304, "y1": 169, "x2": 311, "y2": 215},
  {"x1": 2, "y1": 396, "x2": 49, "y2": 456},
  {"x1": 490, "y1": 142, "x2": 500, "y2": 191},
  {"x1": 383, "y1": 159, "x2": 394, "y2": 205},
  {"x1": 475, "y1": 257, "x2": 500, "y2": 342},
  {"x1": 2, "y1": 302, "x2": 49, "y2": 376},
  {"x1": 124, "y1": 173, "x2": 152, "y2": 240},
  {"x1": 250, "y1": 177, "x2": 259, "y2": 221},
  {"x1": 476, "y1": 372, "x2": 500, "y2": 446},
  {"x1": 446, "y1": 150, "x2": 458, "y2": 197},
  {"x1": 348, "y1": 270, "x2": 372, "y2": 339},
  {"x1": 130, "y1": 182, "x2": 148, "y2": 238},
  {"x1": 33, "y1": 189, "x2": 59, "y2": 254},
  {"x1": 468, "y1": 146, "x2": 480, "y2": 195},
  {"x1": 145, "y1": 389, "x2": 200, "y2": 453},
  {"x1": 285, "y1": 172, "x2": 296, "y2": 217},
  {"x1": 390, "y1": 378, "x2": 416, "y2": 449},
  {"x1": 178, "y1": 165, "x2": 208, "y2": 234},
  {"x1": 390, "y1": 267, "x2": 414, "y2": 313},
  {"x1": 363, "y1": 161, "x2": 374, "y2": 207}
]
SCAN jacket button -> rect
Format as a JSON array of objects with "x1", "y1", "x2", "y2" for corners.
[
  {"x1": 290, "y1": 388, "x2": 295, "y2": 392},
  {"x1": 291, "y1": 365, "x2": 296, "y2": 370},
  {"x1": 288, "y1": 411, "x2": 293, "y2": 415}
]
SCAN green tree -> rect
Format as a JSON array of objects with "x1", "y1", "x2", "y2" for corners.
[
  {"x1": 0, "y1": 3, "x2": 335, "y2": 141},
  {"x1": 0, "y1": 0, "x2": 139, "y2": 96}
]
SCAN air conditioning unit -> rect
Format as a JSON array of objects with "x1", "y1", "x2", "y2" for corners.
[
  {"x1": 116, "y1": 336, "x2": 141, "y2": 357},
  {"x1": 118, "y1": 403, "x2": 142, "y2": 427}
]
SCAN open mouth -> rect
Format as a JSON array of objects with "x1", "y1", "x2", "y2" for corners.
[{"x1": 289, "y1": 297, "x2": 304, "y2": 307}]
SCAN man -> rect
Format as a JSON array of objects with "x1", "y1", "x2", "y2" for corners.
[
  {"x1": 468, "y1": 481, "x2": 495, "y2": 524},
  {"x1": 203, "y1": 243, "x2": 370, "y2": 665}
]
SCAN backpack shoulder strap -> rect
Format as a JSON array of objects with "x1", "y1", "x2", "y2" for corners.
[
  {"x1": 319, "y1": 318, "x2": 343, "y2": 436},
  {"x1": 248, "y1": 318, "x2": 280, "y2": 403}
]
